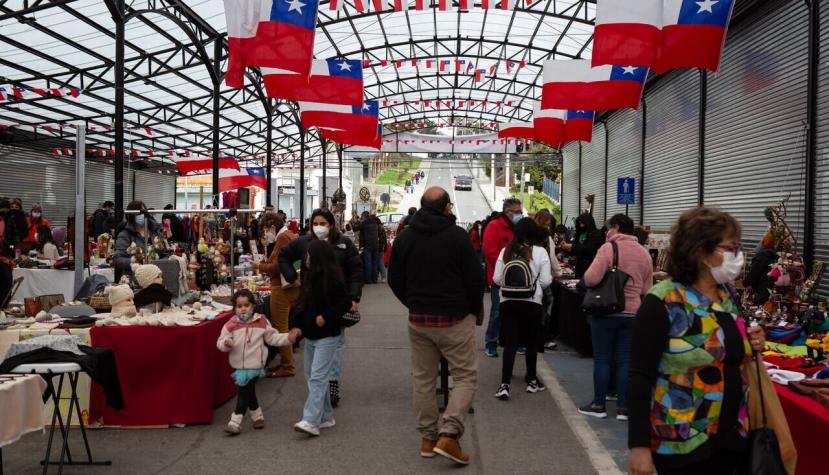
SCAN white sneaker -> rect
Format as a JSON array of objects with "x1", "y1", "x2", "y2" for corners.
[
  {"x1": 294, "y1": 420, "x2": 320, "y2": 436},
  {"x1": 319, "y1": 419, "x2": 336, "y2": 429},
  {"x1": 495, "y1": 384, "x2": 510, "y2": 400},
  {"x1": 526, "y1": 379, "x2": 546, "y2": 393}
]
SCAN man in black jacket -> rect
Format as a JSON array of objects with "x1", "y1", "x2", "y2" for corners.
[
  {"x1": 358, "y1": 211, "x2": 381, "y2": 284},
  {"x1": 388, "y1": 187, "x2": 485, "y2": 466}
]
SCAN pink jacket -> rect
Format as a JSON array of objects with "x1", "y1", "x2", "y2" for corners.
[
  {"x1": 216, "y1": 314, "x2": 292, "y2": 369},
  {"x1": 583, "y1": 233, "x2": 654, "y2": 315}
]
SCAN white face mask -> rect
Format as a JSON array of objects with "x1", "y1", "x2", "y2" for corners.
[
  {"x1": 313, "y1": 225, "x2": 330, "y2": 240},
  {"x1": 708, "y1": 250, "x2": 745, "y2": 284}
]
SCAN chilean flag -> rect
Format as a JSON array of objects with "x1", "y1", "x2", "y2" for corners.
[
  {"x1": 498, "y1": 122, "x2": 535, "y2": 140},
  {"x1": 300, "y1": 100, "x2": 379, "y2": 130},
  {"x1": 322, "y1": 123, "x2": 383, "y2": 149},
  {"x1": 219, "y1": 167, "x2": 268, "y2": 191},
  {"x1": 564, "y1": 110, "x2": 595, "y2": 143},
  {"x1": 175, "y1": 155, "x2": 241, "y2": 176},
  {"x1": 593, "y1": 0, "x2": 734, "y2": 73},
  {"x1": 533, "y1": 104, "x2": 565, "y2": 148},
  {"x1": 224, "y1": 0, "x2": 319, "y2": 89},
  {"x1": 263, "y1": 59, "x2": 364, "y2": 106},
  {"x1": 541, "y1": 60, "x2": 649, "y2": 111}
]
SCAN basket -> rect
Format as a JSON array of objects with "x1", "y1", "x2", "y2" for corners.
[
  {"x1": 212, "y1": 295, "x2": 233, "y2": 306},
  {"x1": 88, "y1": 294, "x2": 112, "y2": 312}
]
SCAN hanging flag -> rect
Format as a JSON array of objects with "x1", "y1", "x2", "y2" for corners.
[
  {"x1": 69, "y1": 87, "x2": 80, "y2": 97},
  {"x1": 0, "y1": 88, "x2": 5, "y2": 101},
  {"x1": 475, "y1": 69, "x2": 484, "y2": 82},
  {"x1": 13, "y1": 87, "x2": 23, "y2": 99},
  {"x1": 439, "y1": 0, "x2": 450, "y2": 10},
  {"x1": 330, "y1": 0, "x2": 346, "y2": 11},
  {"x1": 533, "y1": 104, "x2": 566, "y2": 148},
  {"x1": 541, "y1": 60, "x2": 649, "y2": 110},
  {"x1": 363, "y1": 59, "x2": 371, "y2": 67},
  {"x1": 425, "y1": 59, "x2": 434, "y2": 68},
  {"x1": 564, "y1": 110, "x2": 595, "y2": 143},
  {"x1": 506, "y1": 61, "x2": 515, "y2": 73},
  {"x1": 175, "y1": 155, "x2": 242, "y2": 175},
  {"x1": 223, "y1": 0, "x2": 319, "y2": 88},
  {"x1": 500, "y1": 0, "x2": 516, "y2": 9},
  {"x1": 459, "y1": 0, "x2": 469, "y2": 9},
  {"x1": 455, "y1": 59, "x2": 465, "y2": 73},
  {"x1": 380, "y1": 59, "x2": 389, "y2": 66},
  {"x1": 416, "y1": 0, "x2": 427, "y2": 10},
  {"x1": 299, "y1": 100, "x2": 379, "y2": 130},
  {"x1": 395, "y1": 0, "x2": 406, "y2": 11},
  {"x1": 263, "y1": 58, "x2": 364, "y2": 106},
  {"x1": 498, "y1": 122, "x2": 535, "y2": 140},
  {"x1": 321, "y1": 123, "x2": 383, "y2": 149},
  {"x1": 593, "y1": 0, "x2": 734, "y2": 73},
  {"x1": 481, "y1": 0, "x2": 495, "y2": 8},
  {"x1": 372, "y1": 0, "x2": 385, "y2": 11},
  {"x1": 219, "y1": 167, "x2": 267, "y2": 191},
  {"x1": 439, "y1": 60, "x2": 449, "y2": 72},
  {"x1": 395, "y1": 60, "x2": 403, "y2": 68},
  {"x1": 466, "y1": 61, "x2": 475, "y2": 74},
  {"x1": 354, "y1": 0, "x2": 366, "y2": 11}
]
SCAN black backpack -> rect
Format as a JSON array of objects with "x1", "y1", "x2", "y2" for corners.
[{"x1": 501, "y1": 249, "x2": 537, "y2": 299}]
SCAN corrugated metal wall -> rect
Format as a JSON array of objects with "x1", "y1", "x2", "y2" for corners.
[
  {"x1": 135, "y1": 171, "x2": 176, "y2": 210},
  {"x1": 581, "y1": 124, "x2": 607, "y2": 225},
  {"x1": 605, "y1": 108, "x2": 643, "y2": 220},
  {"x1": 642, "y1": 69, "x2": 700, "y2": 230},
  {"x1": 704, "y1": 0, "x2": 809, "y2": 250},
  {"x1": 815, "y1": 2, "x2": 829, "y2": 296},
  {"x1": 561, "y1": 142, "x2": 580, "y2": 226}
]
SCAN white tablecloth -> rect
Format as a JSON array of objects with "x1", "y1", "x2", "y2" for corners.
[
  {"x1": 0, "y1": 374, "x2": 46, "y2": 447},
  {"x1": 11, "y1": 268, "x2": 114, "y2": 302}
]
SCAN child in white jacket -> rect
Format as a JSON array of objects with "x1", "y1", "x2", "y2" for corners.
[{"x1": 217, "y1": 289, "x2": 299, "y2": 435}]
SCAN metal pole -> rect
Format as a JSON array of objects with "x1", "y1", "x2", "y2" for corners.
[
  {"x1": 804, "y1": 0, "x2": 819, "y2": 271},
  {"x1": 113, "y1": 0, "x2": 125, "y2": 223},
  {"x1": 338, "y1": 144, "x2": 343, "y2": 192},
  {"x1": 74, "y1": 124, "x2": 86, "y2": 295},
  {"x1": 322, "y1": 139, "x2": 327, "y2": 208},
  {"x1": 266, "y1": 101, "x2": 273, "y2": 207},
  {"x1": 520, "y1": 162, "x2": 526, "y2": 206},
  {"x1": 698, "y1": 69, "x2": 707, "y2": 206},
  {"x1": 603, "y1": 122, "x2": 609, "y2": 221},
  {"x1": 299, "y1": 129, "x2": 306, "y2": 225},
  {"x1": 639, "y1": 100, "x2": 647, "y2": 225},
  {"x1": 211, "y1": 39, "x2": 221, "y2": 208},
  {"x1": 577, "y1": 142, "x2": 583, "y2": 214},
  {"x1": 491, "y1": 154, "x2": 496, "y2": 202}
]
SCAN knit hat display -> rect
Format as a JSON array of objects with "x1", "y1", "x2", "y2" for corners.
[
  {"x1": 106, "y1": 284, "x2": 134, "y2": 306},
  {"x1": 134, "y1": 264, "x2": 163, "y2": 289}
]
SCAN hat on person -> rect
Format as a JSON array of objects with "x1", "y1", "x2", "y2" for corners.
[
  {"x1": 134, "y1": 264, "x2": 162, "y2": 289},
  {"x1": 106, "y1": 284, "x2": 134, "y2": 306}
]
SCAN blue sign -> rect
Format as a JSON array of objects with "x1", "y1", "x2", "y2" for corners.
[{"x1": 617, "y1": 177, "x2": 636, "y2": 205}]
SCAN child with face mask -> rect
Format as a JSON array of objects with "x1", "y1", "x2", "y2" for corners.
[{"x1": 217, "y1": 289, "x2": 300, "y2": 435}]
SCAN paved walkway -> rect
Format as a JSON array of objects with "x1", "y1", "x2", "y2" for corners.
[
  {"x1": 3, "y1": 285, "x2": 621, "y2": 474},
  {"x1": 395, "y1": 159, "x2": 431, "y2": 212}
]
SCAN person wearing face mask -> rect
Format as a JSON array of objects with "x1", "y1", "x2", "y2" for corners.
[
  {"x1": 24, "y1": 203, "x2": 50, "y2": 244},
  {"x1": 0, "y1": 197, "x2": 23, "y2": 258},
  {"x1": 560, "y1": 212, "x2": 604, "y2": 279},
  {"x1": 481, "y1": 198, "x2": 523, "y2": 358},
  {"x1": 279, "y1": 208, "x2": 363, "y2": 406},
  {"x1": 7, "y1": 198, "x2": 29, "y2": 250},
  {"x1": 578, "y1": 214, "x2": 654, "y2": 421},
  {"x1": 257, "y1": 212, "x2": 299, "y2": 378},
  {"x1": 114, "y1": 200, "x2": 151, "y2": 282},
  {"x1": 627, "y1": 207, "x2": 766, "y2": 475}
]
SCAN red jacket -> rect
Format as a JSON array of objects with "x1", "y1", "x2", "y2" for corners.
[
  {"x1": 469, "y1": 227, "x2": 482, "y2": 252},
  {"x1": 482, "y1": 215, "x2": 514, "y2": 286}
]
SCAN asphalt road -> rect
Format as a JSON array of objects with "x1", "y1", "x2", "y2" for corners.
[{"x1": 425, "y1": 157, "x2": 493, "y2": 226}]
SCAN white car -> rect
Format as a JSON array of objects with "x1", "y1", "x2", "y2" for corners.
[{"x1": 376, "y1": 212, "x2": 405, "y2": 231}]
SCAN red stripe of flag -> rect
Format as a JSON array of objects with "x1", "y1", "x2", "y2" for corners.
[
  {"x1": 363, "y1": 59, "x2": 370, "y2": 67},
  {"x1": 439, "y1": 0, "x2": 449, "y2": 10},
  {"x1": 416, "y1": 0, "x2": 426, "y2": 9},
  {"x1": 69, "y1": 87, "x2": 80, "y2": 97},
  {"x1": 13, "y1": 87, "x2": 23, "y2": 99},
  {"x1": 372, "y1": 0, "x2": 383, "y2": 11},
  {"x1": 51, "y1": 88, "x2": 62, "y2": 97},
  {"x1": 460, "y1": 0, "x2": 468, "y2": 9},
  {"x1": 395, "y1": 0, "x2": 404, "y2": 11},
  {"x1": 354, "y1": 0, "x2": 366, "y2": 11},
  {"x1": 33, "y1": 88, "x2": 46, "y2": 96}
]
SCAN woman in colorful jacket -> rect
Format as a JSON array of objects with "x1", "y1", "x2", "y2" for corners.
[{"x1": 627, "y1": 207, "x2": 765, "y2": 475}]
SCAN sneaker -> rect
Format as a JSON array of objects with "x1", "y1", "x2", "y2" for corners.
[
  {"x1": 495, "y1": 384, "x2": 510, "y2": 400},
  {"x1": 420, "y1": 438, "x2": 437, "y2": 458},
  {"x1": 606, "y1": 392, "x2": 618, "y2": 401},
  {"x1": 485, "y1": 347, "x2": 498, "y2": 358},
  {"x1": 224, "y1": 413, "x2": 243, "y2": 435},
  {"x1": 578, "y1": 403, "x2": 608, "y2": 419},
  {"x1": 617, "y1": 408, "x2": 629, "y2": 421},
  {"x1": 293, "y1": 420, "x2": 320, "y2": 436},
  {"x1": 516, "y1": 346, "x2": 527, "y2": 355},
  {"x1": 544, "y1": 341, "x2": 558, "y2": 350},
  {"x1": 329, "y1": 381, "x2": 340, "y2": 408},
  {"x1": 250, "y1": 407, "x2": 265, "y2": 429},
  {"x1": 526, "y1": 379, "x2": 546, "y2": 393},
  {"x1": 433, "y1": 435, "x2": 470, "y2": 465},
  {"x1": 319, "y1": 419, "x2": 336, "y2": 429}
]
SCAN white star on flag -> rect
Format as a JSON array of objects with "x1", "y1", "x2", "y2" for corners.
[
  {"x1": 362, "y1": 103, "x2": 370, "y2": 110},
  {"x1": 286, "y1": 0, "x2": 306, "y2": 14},
  {"x1": 622, "y1": 66, "x2": 638, "y2": 74},
  {"x1": 696, "y1": 0, "x2": 719, "y2": 14},
  {"x1": 339, "y1": 61, "x2": 352, "y2": 71}
]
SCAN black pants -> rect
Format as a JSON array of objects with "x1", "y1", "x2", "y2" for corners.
[
  {"x1": 500, "y1": 300, "x2": 542, "y2": 385},
  {"x1": 234, "y1": 377, "x2": 260, "y2": 414},
  {"x1": 655, "y1": 450, "x2": 748, "y2": 475}
]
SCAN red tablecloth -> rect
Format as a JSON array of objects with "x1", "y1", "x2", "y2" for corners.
[
  {"x1": 775, "y1": 384, "x2": 829, "y2": 475},
  {"x1": 88, "y1": 313, "x2": 237, "y2": 426}
]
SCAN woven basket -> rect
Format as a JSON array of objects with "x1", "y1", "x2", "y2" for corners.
[
  {"x1": 212, "y1": 295, "x2": 232, "y2": 306},
  {"x1": 88, "y1": 295, "x2": 112, "y2": 312}
]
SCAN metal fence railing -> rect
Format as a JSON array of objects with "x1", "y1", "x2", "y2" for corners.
[{"x1": 542, "y1": 177, "x2": 560, "y2": 203}]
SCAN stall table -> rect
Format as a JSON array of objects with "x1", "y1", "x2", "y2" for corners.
[
  {"x1": 88, "y1": 312, "x2": 236, "y2": 427},
  {"x1": 12, "y1": 268, "x2": 114, "y2": 302},
  {"x1": 775, "y1": 384, "x2": 829, "y2": 475},
  {"x1": 556, "y1": 284, "x2": 592, "y2": 357}
]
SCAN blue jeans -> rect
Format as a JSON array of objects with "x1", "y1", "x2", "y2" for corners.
[
  {"x1": 302, "y1": 334, "x2": 343, "y2": 425},
  {"x1": 590, "y1": 315, "x2": 633, "y2": 409},
  {"x1": 485, "y1": 285, "x2": 501, "y2": 350},
  {"x1": 362, "y1": 249, "x2": 377, "y2": 283},
  {"x1": 330, "y1": 329, "x2": 345, "y2": 381}
]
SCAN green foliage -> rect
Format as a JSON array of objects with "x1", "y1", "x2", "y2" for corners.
[
  {"x1": 375, "y1": 159, "x2": 422, "y2": 186},
  {"x1": 513, "y1": 191, "x2": 561, "y2": 222}
]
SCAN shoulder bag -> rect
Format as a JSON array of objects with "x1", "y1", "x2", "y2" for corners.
[{"x1": 580, "y1": 242, "x2": 629, "y2": 316}]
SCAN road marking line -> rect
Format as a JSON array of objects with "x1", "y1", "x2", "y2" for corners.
[{"x1": 536, "y1": 358, "x2": 624, "y2": 475}]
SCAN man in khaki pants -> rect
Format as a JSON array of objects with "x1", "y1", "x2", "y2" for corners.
[
  {"x1": 388, "y1": 187, "x2": 485, "y2": 466},
  {"x1": 258, "y1": 212, "x2": 299, "y2": 377}
]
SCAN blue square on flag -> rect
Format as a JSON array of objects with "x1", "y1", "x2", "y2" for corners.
[
  {"x1": 677, "y1": 0, "x2": 733, "y2": 26},
  {"x1": 270, "y1": 0, "x2": 318, "y2": 30},
  {"x1": 352, "y1": 100, "x2": 379, "y2": 116},
  {"x1": 567, "y1": 110, "x2": 595, "y2": 120},
  {"x1": 327, "y1": 59, "x2": 362, "y2": 79},
  {"x1": 247, "y1": 167, "x2": 265, "y2": 177},
  {"x1": 609, "y1": 66, "x2": 648, "y2": 83}
]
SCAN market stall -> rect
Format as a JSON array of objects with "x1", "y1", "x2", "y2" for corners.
[
  {"x1": 555, "y1": 281, "x2": 592, "y2": 357},
  {"x1": 774, "y1": 384, "x2": 829, "y2": 475},
  {"x1": 12, "y1": 268, "x2": 114, "y2": 301}
]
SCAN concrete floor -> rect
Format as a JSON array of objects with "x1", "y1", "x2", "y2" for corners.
[{"x1": 2, "y1": 284, "x2": 611, "y2": 475}]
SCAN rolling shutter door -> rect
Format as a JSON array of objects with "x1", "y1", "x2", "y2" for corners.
[
  {"x1": 815, "y1": 2, "x2": 829, "y2": 298},
  {"x1": 134, "y1": 170, "x2": 176, "y2": 211},
  {"x1": 642, "y1": 69, "x2": 700, "y2": 230},
  {"x1": 580, "y1": 124, "x2": 607, "y2": 225},
  {"x1": 561, "y1": 143, "x2": 580, "y2": 226},
  {"x1": 704, "y1": 1, "x2": 808, "y2": 251},
  {"x1": 605, "y1": 108, "x2": 643, "y2": 221}
]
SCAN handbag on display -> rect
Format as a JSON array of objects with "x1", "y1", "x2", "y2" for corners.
[
  {"x1": 746, "y1": 353, "x2": 797, "y2": 475},
  {"x1": 341, "y1": 310, "x2": 361, "y2": 328},
  {"x1": 580, "y1": 242, "x2": 629, "y2": 316}
]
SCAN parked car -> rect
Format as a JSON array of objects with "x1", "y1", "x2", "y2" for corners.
[
  {"x1": 453, "y1": 175, "x2": 473, "y2": 191},
  {"x1": 376, "y1": 212, "x2": 405, "y2": 232}
]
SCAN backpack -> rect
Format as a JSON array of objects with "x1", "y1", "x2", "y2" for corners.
[{"x1": 501, "y1": 249, "x2": 537, "y2": 299}]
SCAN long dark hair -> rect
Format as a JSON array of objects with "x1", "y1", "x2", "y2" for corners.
[
  {"x1": 298, "y1": 240, "x2": 344, "y2": 311},
  {"x1": 504, "y1": 218, "x2": 542, "y2": 261},
  {"x1": 37, "y1": 225, "x2": 54, "y2": 251},
  {"x1": 310, "y1": 208, "x2": 339, "y2": 243}
]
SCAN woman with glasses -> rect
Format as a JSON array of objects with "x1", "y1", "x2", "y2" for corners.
[{"x1": 627, "y1": 207, "x2": 766, "y2": 475}]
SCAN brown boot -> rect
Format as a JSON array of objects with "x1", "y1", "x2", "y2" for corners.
[
  {"x1": 420, "y1": 438, "x2": 437, "y2": 458},
  {"x1": 433, "y1": 435, "x2": 470, "y2": 465},
  {"x1": 266, "y1": 368, "x2": 294, "y2": 378}
]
